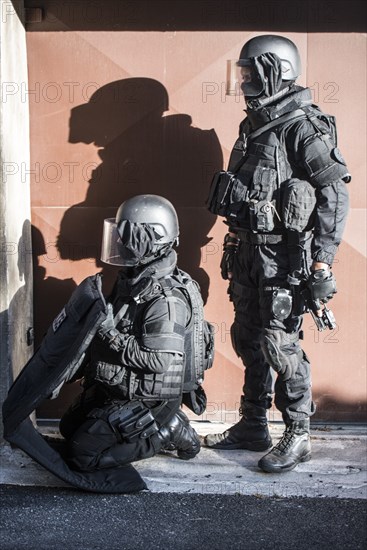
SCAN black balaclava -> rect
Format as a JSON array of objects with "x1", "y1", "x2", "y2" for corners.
[
  {"x1": 243, "y1": 52, "x2": 293, "y2": 110},
  {"x1": 117, "y1": 220, "x2": 165, "y2": 267}
]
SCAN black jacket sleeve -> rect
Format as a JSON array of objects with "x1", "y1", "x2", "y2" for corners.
[
  {"x1": 311, "y1": 181, "x2": 349, "y2": 265},
  {"x1": 90, "y1": 292, "x2": 188, "y2": 378},
  {"x1": 119, "y1": 293, "x2": 188, "y2": 373},
  {"x1": 286, "y1": 118, "x2": 350, "y2": 266}
]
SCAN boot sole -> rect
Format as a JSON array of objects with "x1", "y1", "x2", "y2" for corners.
[
  {"x1": 205, "y1": 439, "x2": 273, "y2": 452},
  {"x1": 258, "y1": 451, "x2": 312, "y2": 473}
]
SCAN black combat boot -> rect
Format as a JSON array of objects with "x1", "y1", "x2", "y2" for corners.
[
  {"x1": 203, "y1": 404, "x2": 272, "y2": 451},
  {"x1": 157, "y1": 410, "x2": 201, "y2": 460},
  {"x1": 258, "y1": 418, "x2": 311, "y2": 473}
]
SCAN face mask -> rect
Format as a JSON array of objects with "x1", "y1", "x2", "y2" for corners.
[
  {"x1": 232, "y1": 53, "x2": 283, "y2": 100},
  {"x1": 240, "y1": 67, "x2": 265, "y2": 98},
  {"x1": 117, "y1": 220, "x2": 159, "y2": 266},
  {"x1": 100, "y1": 218, "x2": 159, "y2": 266}
]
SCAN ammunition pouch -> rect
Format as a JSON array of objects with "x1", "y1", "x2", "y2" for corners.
[{"x1": 88, "y1": 401, "x2": 159, "y2": 443}]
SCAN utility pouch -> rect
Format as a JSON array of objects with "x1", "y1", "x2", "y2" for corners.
[
  {"x1": 282, "y1": 178, "x2": 316, "y2": 232},
  {"x1": 271, "y1": 288, "x2": 293, "y2": 321},
  {"x1": 207, "y1": 170, "x2": 248, "y2": 218},
  {"x1": 249, "y1": 200, "x2": 278, "y2": 232},
  {"x1": 251, "y1": 165, "x2": 278, "y2": 201}
]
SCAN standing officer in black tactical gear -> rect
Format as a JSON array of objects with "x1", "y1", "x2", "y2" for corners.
[
  {"x1": 205, "y1": 35, "x2": 350, "y2": 472},
  {"x1": 60, "y1": 194, "x2": 201, "y2": 471}
]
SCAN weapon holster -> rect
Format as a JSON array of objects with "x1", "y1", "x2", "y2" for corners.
[
  {"x1": 286, "y1": 230, "x2": 309, "y2": 316},
  {"x1": 88, "y1": 401, "x2": 159, "y2": 443}
]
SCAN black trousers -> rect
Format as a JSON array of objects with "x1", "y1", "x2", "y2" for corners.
[
  {"x1": 229, "y1": 237, "x2": 315, "y2": 422},
  {"x1": 59, "y1": 384, "x2": 180, "y2": 471}
]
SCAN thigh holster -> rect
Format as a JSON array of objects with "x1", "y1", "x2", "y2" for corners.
[{"x1": 88, "y1": 401, "x2": 159, "y2": 443}]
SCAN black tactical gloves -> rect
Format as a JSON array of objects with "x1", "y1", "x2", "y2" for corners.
[
  {"x1": 307, "y1": 269, "x2": 337, "y2": 310},
  {"x1": 98, "y1": 304, "x2": 128, "y2": 352},
  {"x1": 220, "y1": 233, "x2": 240, "y2": 280}
]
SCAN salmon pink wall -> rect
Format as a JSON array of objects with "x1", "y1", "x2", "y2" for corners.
[{"x1": 23, "y1": 3, "x2": 366, "y2": 421}]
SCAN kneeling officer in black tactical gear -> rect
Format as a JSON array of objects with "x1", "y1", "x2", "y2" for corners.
[
  {"x1": 59, "y1": 195, "x2": 201, "y2": 471},
  {"x1": 206, "y1": 35, "x2": 350, "y2": 472}
]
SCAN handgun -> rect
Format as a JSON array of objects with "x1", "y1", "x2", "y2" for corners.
[{"x1": 309, "y1": 306, "x2": 336, "y2": 332}]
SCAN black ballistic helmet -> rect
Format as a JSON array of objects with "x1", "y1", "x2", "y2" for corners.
[
  {"x1": 237, "y1": 35, "x2": 301, "y2": 98},
  {"x1": 101, "y1": 194, "x2": 179, "y2": 267},
  {"x1": 117, "y1": 194, "x2": 179, "y2": 266}
]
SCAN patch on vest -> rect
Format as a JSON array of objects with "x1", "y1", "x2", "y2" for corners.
[{"x1": 52, "y1": 307, "x2": 67, "y2": 333}]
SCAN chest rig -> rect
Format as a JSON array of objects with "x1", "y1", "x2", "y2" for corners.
[
  {"x1": 228, "y1": 109, "x2": 307, "y2": 232},
  {"x1": 109, "y1": 269, "x2": 213, "y2": 408},
  {"x1": 88, "y1": 265, "x2": 192, "y2": 403},
  {"x1": 207, "y1": 105, "x2": 337, "y2": 233}
]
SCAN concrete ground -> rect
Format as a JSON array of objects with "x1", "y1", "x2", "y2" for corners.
[{"x1": 1, "y1": 421, "x2": 366, "y2": 499}]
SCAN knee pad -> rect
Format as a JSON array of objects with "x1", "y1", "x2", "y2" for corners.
[
  {"x1": 261, "y1": 329, "x2": 301, "y2": 380},
  {"x1": 160, "y1": 410, "x2": 200, "y2": 459}
]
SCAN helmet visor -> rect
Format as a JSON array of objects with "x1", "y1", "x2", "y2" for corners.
[
  {"x1": 100, "y1": 218, "x2": 127, "y2": 266},
  {"x1": 225, "y1": 59, "x2": 243, "y2": 96},
  {"x1": 101, "y1": 218, "x2": 161, "y2": 267},
  {"x1": 226, "y1": 59, "x2": 264, "y2": 98}
]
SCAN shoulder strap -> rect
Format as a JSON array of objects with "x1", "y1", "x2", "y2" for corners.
[
  {"x1": 232, "y1": 108, "x2": 306, "y2": 174},
  {"x1": 249, "y1": 108, "x2": 306, "y2": 140},
  {"x1": 302, "y1": 104, "x2": 338, "y2": 144},
  {"x1": 157, "y1": 277, "x2": 181, "y2": 323}
]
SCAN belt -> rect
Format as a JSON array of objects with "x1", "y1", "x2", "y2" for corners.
[
  {"x1": 238, "y1": 231, "x2": 312, "y2": 245},
  {"x1": 238, "y1": 231, "x2": 286, "y2": 245}
]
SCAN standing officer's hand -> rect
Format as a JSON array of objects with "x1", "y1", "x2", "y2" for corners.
[{"x1": 309, "y1": 263, "x2": 336, "y2": 317}]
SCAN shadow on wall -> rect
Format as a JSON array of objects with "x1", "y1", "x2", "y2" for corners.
[
  {"x1": 56, "y1": 78, "x2": 222, "y2": 302},
  {"x1": 0, "y1": 220, "x2": 33, "y2": 390},
  {"x1": 35, "y1": 78, "x2": 222, "y2": 419},
  {"x1": 32, "y1": 225, "x2": 77, "y2": 349}
]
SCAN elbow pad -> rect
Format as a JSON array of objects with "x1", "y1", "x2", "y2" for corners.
[{"x1": 302, "y1": 133, "x2": 351, "y2": 188}]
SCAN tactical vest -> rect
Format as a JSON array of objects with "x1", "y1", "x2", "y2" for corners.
[
  {"x1": 89, "y1": 280, "x2": 187, "y2": 401},
  {"x1": 160, "y1": 269, "x2": 214, "y2": 393},
  {"x1": 207, "y1": 104, "x2": 349, "y2": 233},
  {"x1": 88, "y1": 268, "x2": 213, "y2": 404}
]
